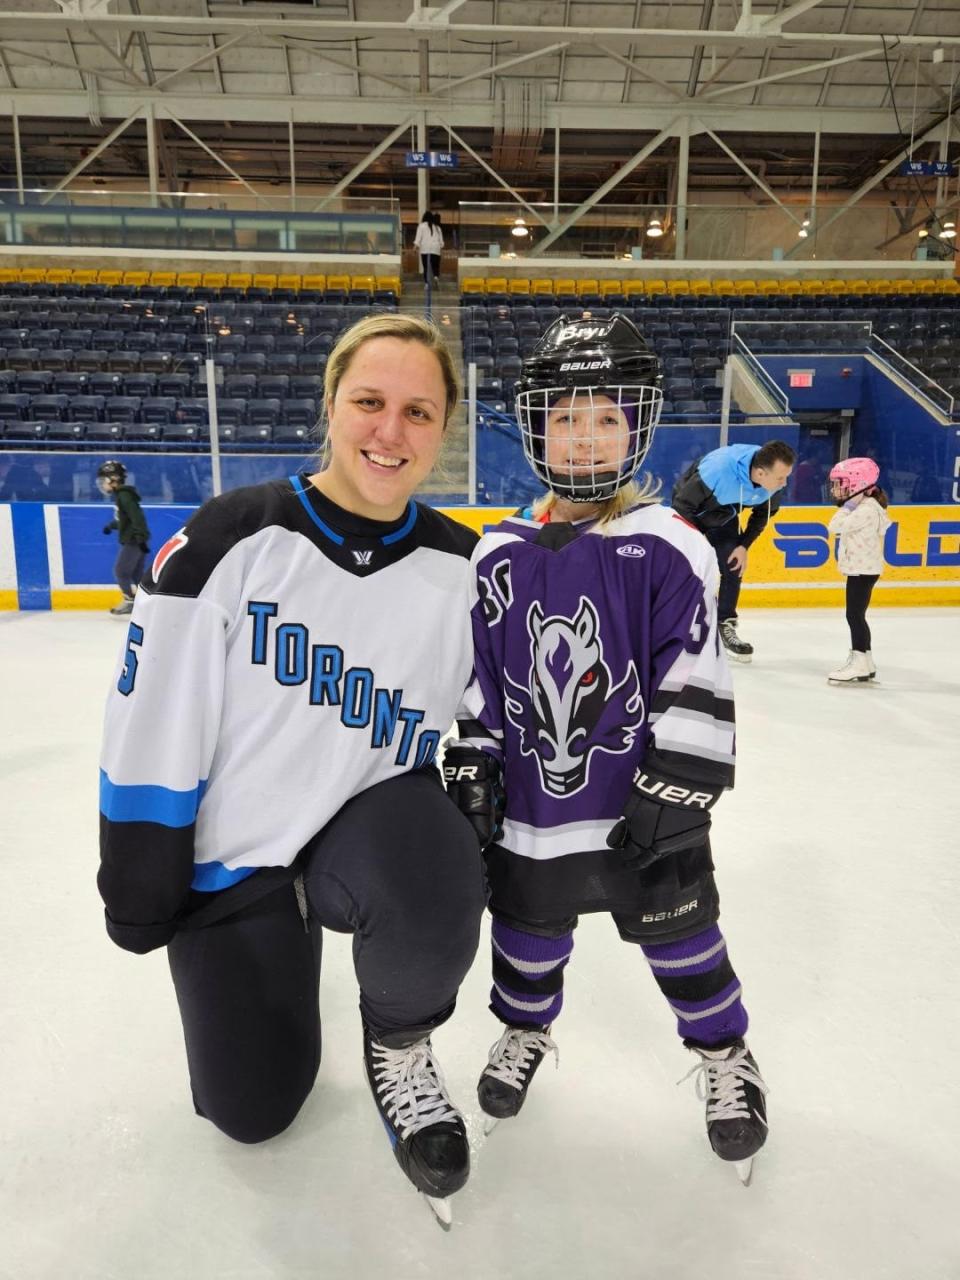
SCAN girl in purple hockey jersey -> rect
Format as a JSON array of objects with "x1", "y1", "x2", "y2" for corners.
[{"x1": 444, "y1": 314, "x2": 769, "y2": 1183}]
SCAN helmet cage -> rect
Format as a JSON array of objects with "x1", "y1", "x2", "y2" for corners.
[{"x1": 515, "y1": 382, "x2": 662, "y2": 503}]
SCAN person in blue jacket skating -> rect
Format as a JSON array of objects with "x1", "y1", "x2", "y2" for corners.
[{"x1": 672, "y1": 441, "x2": 795, "y2": 661}]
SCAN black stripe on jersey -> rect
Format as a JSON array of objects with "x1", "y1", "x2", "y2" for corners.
[
  {"x1": 143, "y1": 474, "x2": 477, "y2": 599},
  {"x1": 492, "y1": 951, "x2": 566, "y2": 997},
  {"x1": 651, "y1": 684, "x2": 736, "y2": 724},
  {"x1": 649, "y1": 746, "x2": 735, "y2": 790},
  {"x1": 650, "y1": 956, "x2": 737, "y2": 1003},
  {"x1": 455, "y1": 716, "x2": 490, "y2": 740}
]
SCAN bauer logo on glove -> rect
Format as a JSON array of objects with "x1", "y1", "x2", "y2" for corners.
[{"x1": 607, "y1": 755, "x2": 725, "y2": 871}]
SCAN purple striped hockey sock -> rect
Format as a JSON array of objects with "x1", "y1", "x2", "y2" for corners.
[
  {"x1": 490, "y1": 918, "x2": 574, "y2": 1029},
  {"x1": 640, "y1": 923, "x2": 749, "y2": 1047}
]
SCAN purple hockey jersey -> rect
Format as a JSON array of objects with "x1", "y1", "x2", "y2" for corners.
[{"x1": 458, "y1": 501, "x2": 736, "y2": 920}]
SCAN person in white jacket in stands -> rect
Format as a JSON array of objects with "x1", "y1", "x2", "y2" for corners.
[
  {"x1": 414, "y1": 211, "x2": 444, "y2": 285},
  {"x1": 826, "y1": 456, "x2": 892, "y2": 684}
]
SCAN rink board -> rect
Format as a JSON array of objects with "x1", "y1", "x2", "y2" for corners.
[{"x1": 0, "y1": 501, "x2": 958, "y2": 609}]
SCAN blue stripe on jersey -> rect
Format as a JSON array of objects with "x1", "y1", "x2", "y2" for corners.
[
  {"x1": 99, "y1": 770, "x2": 207, "y2": 827},
  {"x1": 380, "y1": 501, "x2": 417, "y2": 545},
  {"x1": 289, "y1": 473, "x2": 345, "y2": 545},
  {"x1": 191, "y1": 861, "x2": 258, "y2": 892}
]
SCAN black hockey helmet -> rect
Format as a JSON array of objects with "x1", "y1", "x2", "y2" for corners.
[
  {"x1": 96, "y1": 460, "x2": 127, "y2": 494},
  {"x1": 514, "y1": 312, "x2": 662, "y2": 502},
  {"x1": 97, "y1": 460, "x2": 127, "y2": 483}
]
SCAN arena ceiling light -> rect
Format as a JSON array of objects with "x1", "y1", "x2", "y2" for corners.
[
  {"x1": 645, "y1": 216, "x2": 663, "y2": 238},
  {"x1": 510, "y1": 216, "x2": 529, "y2": 238},
  {"x1": 940, "y1": 220, "x2": 956, "y2": 240}
]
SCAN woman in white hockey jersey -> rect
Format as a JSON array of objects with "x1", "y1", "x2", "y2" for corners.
[
  {"x1": 98, "y1": 314, "x2": 487, "y2": 1221},
  {"x1": 444, "y1": 314, "x2": 769, "y2": 1183}
]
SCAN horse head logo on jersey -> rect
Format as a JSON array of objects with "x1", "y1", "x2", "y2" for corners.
[{"x1": 505, "y1": 596, "x2": 644, "y2": 797}]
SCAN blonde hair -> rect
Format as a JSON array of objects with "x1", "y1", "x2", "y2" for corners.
[
  {"x1": 533, "y1": 474, "x2": 662, "y2": 527},
  {"x1": 323, "y1": 313, "x2": 462, "y2": 430}
]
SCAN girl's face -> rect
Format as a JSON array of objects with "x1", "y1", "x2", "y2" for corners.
[
  {"x1": 544, "y1": 391, "x2": 632, "y2": 479},
  {"x1": 318, "y1": 337, "x2": 447, "y2": 520}
]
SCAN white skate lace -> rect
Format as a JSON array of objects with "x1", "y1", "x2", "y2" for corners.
[
  {"x1": 369, "y1": 1040, "x2": 461, "y2": 1141},
  {"x1": 680, "y1": 1045, "x2": 769, "y2": 1125},
  {"x1": 484, "y1": 1028, "x2": 559, "y2": 1092}
]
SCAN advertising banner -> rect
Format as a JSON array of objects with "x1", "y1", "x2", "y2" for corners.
[{"x1": 1, "y1": 503, "x2": 958, "y2": 609}]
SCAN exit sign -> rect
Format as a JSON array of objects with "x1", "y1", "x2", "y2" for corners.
[{"x1": 788, "y1": 369, "x2": 815, "y2": 388}]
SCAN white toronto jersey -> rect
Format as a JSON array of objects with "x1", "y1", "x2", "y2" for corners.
[{"x1": 98, "y1": 476, "x2": 476, "y2": 949}]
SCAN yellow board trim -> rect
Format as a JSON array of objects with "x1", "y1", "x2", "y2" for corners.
[{"x1": 50, "y1": 590, "x2": 124, "y2": 610}]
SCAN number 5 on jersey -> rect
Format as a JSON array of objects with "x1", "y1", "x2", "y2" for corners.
[{"x1": 118, "y1": 623, "x2": 144, "y2": 696}]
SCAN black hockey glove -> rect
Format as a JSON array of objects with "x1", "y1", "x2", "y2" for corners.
[
  {"x1": 442, "y1": 744, "x2": 505, "y2": 851},
  {"x1": 607, "y1": 754, "x2": 726, "y2": 871},
  {"x1": 138, "y1": 542, "x2": 150, "y2": 554}
]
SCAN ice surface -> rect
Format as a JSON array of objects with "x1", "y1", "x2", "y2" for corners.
[{"x1": 1, "y1": 607, "x2": 958, "y2": 1280}]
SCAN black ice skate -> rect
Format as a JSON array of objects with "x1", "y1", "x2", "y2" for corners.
[
  {"x1": 363, "y1": 1029, "x2": 469, "y2": 1227},
  {"x1": 719, "y1": 619, "x2": 753, "y2": 664},
  {"x1": 478, "y1": 1026, "x2": 558, "y2": 1133},
  {"x1": 682, "y1": 1038, "x2": 768, "y2": 1186}
]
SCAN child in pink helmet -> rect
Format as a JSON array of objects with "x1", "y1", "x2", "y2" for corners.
[{"x1": 826, "y1": 457, "x2": 891, "y2": 683}]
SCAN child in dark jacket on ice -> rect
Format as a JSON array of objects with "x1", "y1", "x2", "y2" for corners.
[{"x1": 98, "y1": 460, "x2": 150, "y2": 617}]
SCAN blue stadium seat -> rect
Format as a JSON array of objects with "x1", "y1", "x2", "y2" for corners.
[
  {"x1": 234, "y1": 421, "x2": 273, "y2": 443},
  {"x1": 45, "y1": 421, "x2": 87, "y2": 442},
  {"x1": 247, "y1": 398, "x2": 282, "y2": 429},
  {"x1": 141, "y1": 397, "x2": 178, "y2": 425},
  {"x1": 88, "y1": 372, "x2": 122, "y2": 397},
  {"x1": 105, "y1": 396, "x2": 142, "y2": 424},
  {"x1": 30, "y1": 394, "x2": 70, "y2": 421},
  {"x1": 216, "y1": 399, "x2": 247, "y2": 428},
  {"x1": 107, "y1": 351, "x2": 141, "y2": 374},
  {"x1": 6, "y1": 348, "x2": 40, "y2": 371},
  {"x1": 68, "y1": 395, "x2": 106, "y2": 423},
  {"x1": 123, "y1": 422, "x2": 164, "y2": 443},
  {"x1": 15, "y1": 370, "x2": 53, "y2": 396},
  {"x1": 178, "y1": 398, "x2": 209, "y2": 426},
  {"x1": 0, "y1": 393, "x2": 29, "y2": 420},
  {"x1": 123, "y1": 373, "x2": 158, "y2": 398},
  {"x1": 53, "y1": 372, "x2": 88, "y2": 397},
  {"x1": 84, "y1": 421, "x2": 127, "y2": 444},
  {"x1": 157, "y1": 372, "x2": 193, "y2": 399},
  {"x1": 260, "y1": 375, "x2": 291, "y2": 400},
  {"x1": 73, "y1": 350, "x2": 109, "y2": 373},
  {"x1": 225, "y1": 374, "x2": 259, "y2": 400}
]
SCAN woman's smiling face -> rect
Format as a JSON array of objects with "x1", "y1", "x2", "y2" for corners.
[{"x1": 319, "y1": 336, "x2": 448, "y2": 520}]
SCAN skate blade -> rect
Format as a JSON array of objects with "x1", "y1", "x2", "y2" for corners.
[
  {"x1": 734, "y1": 1158, "x2": 754, "y2": 1187},
  {"x1": 482, "y1": 1115, "x2": 501, "y2": 1137},
  {"x1": 423, "y1": 1194, "x2": 453, "y2": 1229},
  {"x1": 726, "y1": 653, "x2": 752, "y2": 664}
]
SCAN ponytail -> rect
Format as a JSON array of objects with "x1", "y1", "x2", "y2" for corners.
[{"x1": 868, "y1": 486, "x2": 889, "y2": 509}]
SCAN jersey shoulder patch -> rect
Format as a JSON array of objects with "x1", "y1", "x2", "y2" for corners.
[{"x1": 143, "y1": 481, "x2": 287, "y2": 599}]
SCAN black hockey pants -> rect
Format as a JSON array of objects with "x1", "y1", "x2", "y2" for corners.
[
  {"x1": 704, "y1": 528, "x2": 745, "y2": 623},
  {"x1": 167, "y1": 771, "x2": 487, "y2": 1144}
]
